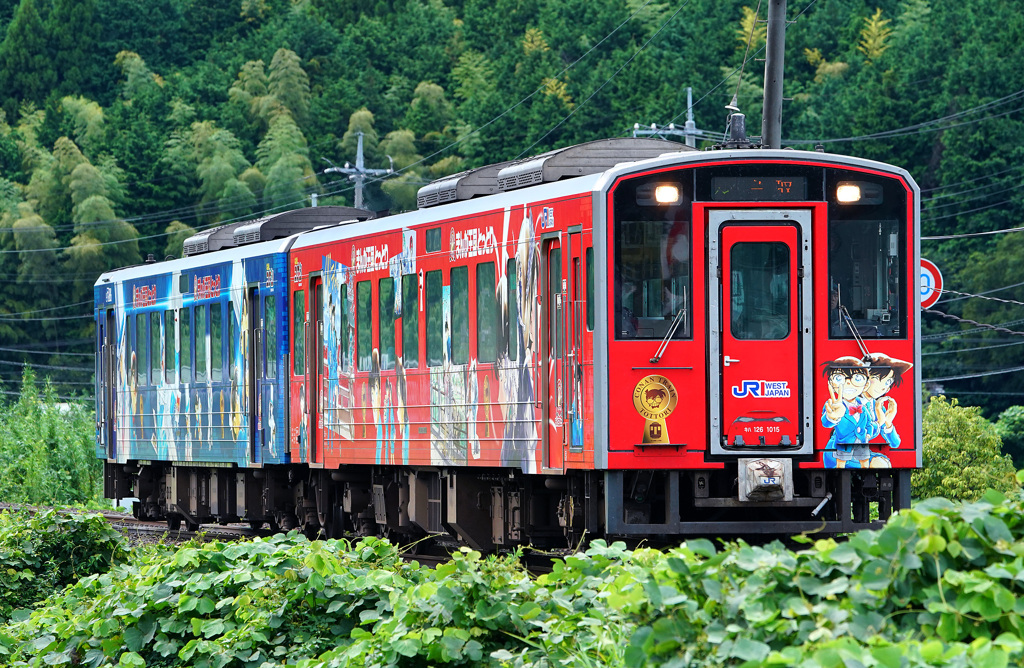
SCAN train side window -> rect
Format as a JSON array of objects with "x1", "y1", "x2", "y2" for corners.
[
  {"x1": 164, "y1": 309, "x2": 175, "y2": 384},
  {"x1": 402, "y1": 274, "x2": 418, "y2": 368},
  {"x1": 150, "y1": 311, "x2": 161, "y2": 382},
  {"x1": 426, "y1": 270, "x2": 443, "y2": 367},
  {"x1": 426, "y1": 227, "x2": 441, "y2": 253},
  {"x1": 477, "y1": 262, "x2": 498, "y2": 363},
  {"x1": 180, "y1": 308, "x2": 191, "y2": 382},
  {"x1": 357, "y1": 280, "x2": 371, "y2": 371},
  {"x1": 340, "y1": 288, "x2": 350, "y2": 372},
  {"x1": 266, "y1": 296, "x2": 276, "y2": 378},
  {"x1": 292, "y1": 290, "x2": 304, "y2": 375},
  {"x1": 379, "y1": 277, "x2": 396, "y2": 370},
  {"x1": 211, "y1": 303, "x2": 223, "y2": 382},
  {"x1": 586, "y1": 248, "x2": 594, "y2": 331},
  {"x1": 196, "y1": 305, "x2": 207, "y2": 382},
  {"x1": 507, "y1": 258, "x2": 517, "y2": 361},
  {"x1": 451, "y1": 266, "x2": 469, "y2": 365},
  {"x1": 135, "y1": 313, "x2": 147, "y2": 386}
]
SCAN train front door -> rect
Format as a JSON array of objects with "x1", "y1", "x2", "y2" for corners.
[
  {"x1": 247, "y1": 285, "x2": 262, "y2": 465},
  {"x1": 543, "y1": 236, "x2": 564, "y2": 470},
  {"x1": 708, "y1": 209, "x2": 813, "y2": 456},
  {"x1": 98, "y1": 308, "x2": 117, "y2": 460},
  {"x1": 306, "y1": 275, "x2": 324, "y2": 465}
]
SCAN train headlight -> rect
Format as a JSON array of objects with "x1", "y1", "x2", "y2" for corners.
[
  {"x1": 636, "y1": 182, "x2": 683, "y2": 206},
  {"x1": 836, "y1": 183, "x2": 862, "y2": 203},
  {"x1": 836, "y1": 181, "x2": 884, "y2": 205},
  {"x1": 655, "y1": 184, "x2": 681, "y2": 204}
]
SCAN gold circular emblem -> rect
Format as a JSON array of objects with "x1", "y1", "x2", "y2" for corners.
[{"x1": 632, "y1": 375, "x2": 679, "y2": 420}]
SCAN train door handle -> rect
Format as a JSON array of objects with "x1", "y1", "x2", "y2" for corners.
[{"x1": 724, "y1": 355, "x2": 741, "y2": 366}]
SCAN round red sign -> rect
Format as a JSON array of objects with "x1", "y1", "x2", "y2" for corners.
[{"x1": 920, "y1": 258, "x2": 943, "y2": 309}]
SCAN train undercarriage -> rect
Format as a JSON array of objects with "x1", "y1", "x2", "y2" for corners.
[{"x1": 104, "y1": 461, "x2": 910, "y2": 546}]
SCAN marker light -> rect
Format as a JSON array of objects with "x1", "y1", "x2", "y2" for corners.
[
  {"x1": 836, "y1": 182, "x2": 862, "y2": 203},
  {"x1": 654, "y1": 184, "x2": 681, "y2": 204}
]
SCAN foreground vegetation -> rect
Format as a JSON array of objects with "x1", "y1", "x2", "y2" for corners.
[{"x1": 3, "y1": 478, "x2": 1024, "y2": 667}]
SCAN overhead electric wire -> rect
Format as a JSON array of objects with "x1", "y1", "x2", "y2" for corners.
[
  {"x1": 923, "y1": 338, "x2": 1024, "y2": 356},
  {"x1": 922, "y1": 223, "x2": 1024, "y2": 240},
  {"x1": 924, "y1": 364, "x2": 1024, "y2": 383}
]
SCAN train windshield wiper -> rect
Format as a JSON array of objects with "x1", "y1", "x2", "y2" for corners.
[{"x1": 650, "y1": 289, "x2": 687, "y2": 364}]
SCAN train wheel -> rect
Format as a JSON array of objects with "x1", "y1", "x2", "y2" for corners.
[
  {"x1": 185, "y1": 520, "x2": 201, "y2": 532},
  {"x1": 248, "y1": 520, "x2": 264, "y2": 531},
  {"x1": 167, "y1": 516, "x2": 182, "y2": 531}
]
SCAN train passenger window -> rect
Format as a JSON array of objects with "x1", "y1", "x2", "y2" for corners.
[
  {"x1": 266, "y1": 296, "x2": 276, "y2": 378},
  {"x1": 613, "y1": 187, "x2": 692, "y2": 340},
  {"x1": 426, "y1": 227, "x2": 441, "y2": 253},
  {"x1": 729, "y1": 242, "x2": 790, "y2": 340},
  {"x1": 196, "y1": 305, "x2": 207, "y2": 382},
  {"x1": 180, "y1": 308, "x2": 191, "y2": 382},
  {"x1": 340, "y1": 289, "x2": 350, "y2": 372},
  {"x1": 827, "y1": 219, "x2": 905, "y2": 339},
  {"x1": 164, "y1": 310, "x2": 175, "y2": 384},
  {"x1": 379, "y1": 277, "x2": 396, "y2": 370},
  {"x1": 292, "y1": 290, "x2": 304, "y2": 376},
  {"x1": 135, "y1": 313, "x2": 147, "y2": 386},
  {"x1": 426, "y1": 270, "x2": 442, "y2": 367},
  {"x1": 507, "y1": 259, "x2": 517, "y2": 361},
  {"x1": 211, "y1": 303, "x2": 222, "y2": 382},
  {"x1": 357, "y1": 281, "x2": 371, "y2": 371},
  {"x1": 150, "y1": 311, "x2": 161, "y2": 382},
  {"x1": 586, "y1": 248, "x2": 594, "y2": 331},
  {"x1": 402, "y1": 274, "x2": 418, "y2": 368},
  {"x1": 451, "y1": 266, "x2": 469, "y2": 365},
  {"x1": 477, "y1": 262, "x2": 498, "y2": 363}
]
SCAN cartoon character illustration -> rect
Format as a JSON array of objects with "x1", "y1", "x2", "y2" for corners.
[
  {"x1": 498, "y1": 211, "x2": 540, "y2": 472},
  {"x1": 821, "y1": 353, "x2": 912, "y2": 468},
  {"x1": 862, "y1": 352, "x2": 913, "y2": 449}
]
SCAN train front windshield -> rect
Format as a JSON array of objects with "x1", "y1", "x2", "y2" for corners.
[{"x1": 613, "y1": 175, "x2": 693, "y2": 340}]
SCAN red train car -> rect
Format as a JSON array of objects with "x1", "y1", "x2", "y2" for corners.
[{"x1": 99, "y1": 137, "x2": 920, "y2": 546}]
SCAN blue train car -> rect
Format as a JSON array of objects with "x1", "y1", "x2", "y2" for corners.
[{"x1": 95, "y1": 207, "x2": 371, "y2": 528}]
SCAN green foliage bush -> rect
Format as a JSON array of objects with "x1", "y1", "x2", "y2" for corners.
[
  {"x1": 0, "y1": 367, "x2": 103, "y2": 506},
  {"x1": 913, "y1": 395, "x2": 1019, "y2": 502},
  {"x1": 0, "y1": 510, "x2": 126, "y2": 623},
  {"x1": 6, "y1": 487, "x2": 1024, "y2": 666},
  {"x1": 995, "y1": 405, "x2": 1024, "y2": 468}
]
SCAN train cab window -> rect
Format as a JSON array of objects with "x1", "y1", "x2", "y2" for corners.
[
  {"x1": 379, "y1": 277, "x2": 396, "y2": 370},
  {"x1": 729, "y1": 242, "x2": 790, "y2": 340},
  {"x1": 827, "y1": 171, "x2": 907, "y2": 339},
  {"x1": 180, "y1": 308, "x2": 191, "y2": 382},
  {"x1": 150, "y1": 311, "x2": 161, "y2": 382},
  {"x1": 196, "y1": 305, "x2": 207, "y2": 382},
  {"x1": 506, "y1": 259, "x2": 518, "y2": 361},
  {"x1": 426, "y1": 270, "x2": 443, "y2": 367},
  {"x1": 357, "y1": 281, "x2": 371, "y2": 371},
  {"x1": 292, "y1": 290, "x2": 304, "y2": 375},
  {"x1": 164, "y1": 310, "x2": 175, "y2": 383},
  {"x1": 402, "y1": 274, "x2": 418, "y2": 368},
  {"x1": 613, "y1": 176, "x2": 692, "y2": 340},
  {"x1": 135, "y1": 313, "x2": 147, "y2": 386},
  {"x1": 586, "y1": 247, "x2": 594, "y2": 331},
  {"x1": 211, "y1": 303, "x2": 222, "y2": 382},
  {"x1": 451, "y1": 266, "x2": 469, "y2": 365},
  {"x1": 477, "y1": 262, "x2": 497, "y2": 363},
  {"x1": 265, "y1": 296, "x2": 276, "y2": 378}
]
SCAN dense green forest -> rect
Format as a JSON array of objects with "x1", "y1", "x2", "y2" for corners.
[{"x1": 0, "y1": 0, "x2": 1023, "y2": 417}]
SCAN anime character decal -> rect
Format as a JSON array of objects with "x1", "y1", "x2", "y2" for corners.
[{"x1": 820, "y1": 353, "x2": 913, "y2": 468}]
